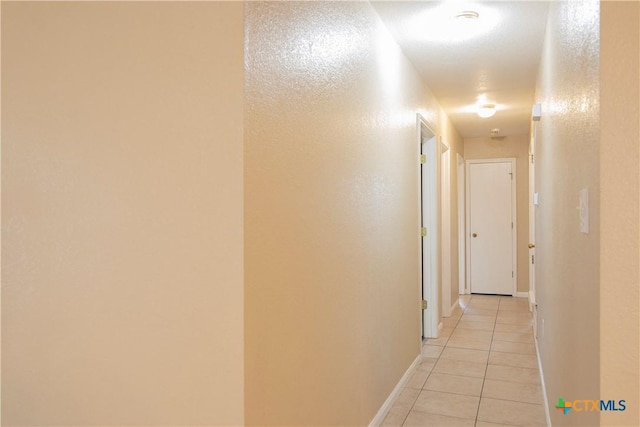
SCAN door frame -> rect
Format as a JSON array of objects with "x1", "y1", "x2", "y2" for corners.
[
  {"x1": 457, "y1": 153, "x2": 467, "y2": 295},
  {"x1": 417, "y1": 113, "x2": 439, "y2": 339},
  {"x1": 529, "y1": 122, "x2": 538, "y2": 333},
  {"x1": 465, "y1": 158, "x2": 517, "y2": 296}
]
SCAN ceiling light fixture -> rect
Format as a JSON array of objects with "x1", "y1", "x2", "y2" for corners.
[
  {"x1": 477, "y1": 104, "x2": 497, "y2": 118},
  {"x1": 455, "y1": 11, "x2": 480, "y2": 20},
  {"x1": 407, "y1": 4, "x2": 499, "y2": 43}
]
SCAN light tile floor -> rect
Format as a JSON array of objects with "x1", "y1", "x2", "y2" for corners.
[{"x1": 382, "y1": 294, "x2": 547, "y2": 427}]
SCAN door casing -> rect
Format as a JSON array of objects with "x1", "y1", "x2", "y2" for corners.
[
  {"x1": 529, "y1": 125, "x2": 538, "y2": 335},
  {"x1": 457, "y1": 153, "x2": 466, "y2": 295}
]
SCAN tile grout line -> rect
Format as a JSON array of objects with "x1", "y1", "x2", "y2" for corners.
[{"x1": 472, "y1": 295, "x2": 494, "y2": 426}]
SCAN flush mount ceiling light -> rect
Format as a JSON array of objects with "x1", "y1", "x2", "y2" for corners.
[
  {"x1": 477, "y1": 104, "x2": 497, "y2": 118},
  {"x1": 407, "y1": 4, "x2": 499, "y2": 43},
  {"x1": 455, "y1": 10, "x2": 480, "y2": 20}
]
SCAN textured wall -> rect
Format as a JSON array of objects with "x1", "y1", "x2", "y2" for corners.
[
  {"x1": 463, "y1": 135, "x2": 530, "y2": 294},
  {"x1": 2, "y1": 3, "x2": 244, "y2": 425},
  {"x1": 244, "y1": 2, "x2": 453, "y2": 425},
  {"x1": 534, "y1": 1, "x2": 600, "y2": 425},
  {"x1": 600, "y1": 2, "x2": 640, "y2": 425}
]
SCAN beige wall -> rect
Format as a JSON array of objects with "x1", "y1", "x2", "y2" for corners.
[
  {"x1": 244, "y1": 2, "x2": 458, "y2": 425},
  {"x1": 600, "y1": 2, "x2": 639, "y2": 425},
  {"x1": 2, "y1": 3, "x2": 244, "y2": 425},
  {"x1": 463, "y1": 135, "x2": 530, "y2": 294},
  {"x1": 534, "y1": 1, "x2": 600, "y2": 425}
]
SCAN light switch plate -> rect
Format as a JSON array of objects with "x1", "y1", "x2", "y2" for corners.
[{"x1": 578, "y1": 188, "x2": 589, "y2": 234}]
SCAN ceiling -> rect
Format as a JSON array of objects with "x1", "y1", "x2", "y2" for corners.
[{"x1": 372, "y1": 1, "x2": 550, "y2": 138}]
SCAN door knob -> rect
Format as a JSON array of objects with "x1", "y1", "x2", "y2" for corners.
[
  {"x1": 528, "y1": 243, "x2": 535, "y2": 248},
  {"x1": 472, "y1": 233, "x2": 478, "y2": 238}
]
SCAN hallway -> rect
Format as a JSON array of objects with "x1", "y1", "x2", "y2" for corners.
[
  {"x1": 2, "y1": 1, "x2": 638, "y2": 425},
  {"x1": 383, "y1": 295, "x2": 545, "y2": 426}
]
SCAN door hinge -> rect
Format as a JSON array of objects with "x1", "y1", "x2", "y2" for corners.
[
  {"x1": 511, "y1": 222, "x2": 513, "y2": 229},
  {"x1": 421, "y1": 227, "x2": 427, "y2": 237},
  {"x1": 512, "y1": 271, "x2": 514, "y2": 278},
  {"x1": 421, "y1": 300, "x2": 428, "y2": 310},
  {"x1": 420, "y1": 154, "x2": 426, "y2": 164},
  {"x1": 531, "y1": 154, "x2": 534, "y2": 164},
  {"x1": 532, "y1": 254, "x2": 535, "y2": 264}
]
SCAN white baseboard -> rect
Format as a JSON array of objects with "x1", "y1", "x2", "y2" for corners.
[
  {"x1": 450, "y1": 298, "x2": 459, "y2": 313},
  {"x1": 534, "y1": 336, "x2": 552, "y2": 427},
  {"x1": 528, "y1": 291, "x2": 536, "y2": 312},
  {"x1": 369, "y1": 354, "x2": 421, "y2": 427},
  {"x1": 516, "y1": 291, "x2": 529, "y2": 298},
  {"x1": 438, "y1": 322, "x2": 443, "y2": 333}
]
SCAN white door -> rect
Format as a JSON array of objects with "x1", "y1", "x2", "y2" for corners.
[{"x1": 467, "y1": 160, "x2": 516, "y2": 295}]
